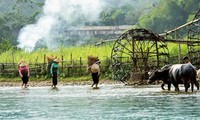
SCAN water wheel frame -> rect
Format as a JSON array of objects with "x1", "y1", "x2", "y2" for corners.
[
  {"x1": 111, "y1": 28, "x2": 169, "y2": 83},
  {"x1": 188, "y1": 10, "x2": 200, "y2": 67}
]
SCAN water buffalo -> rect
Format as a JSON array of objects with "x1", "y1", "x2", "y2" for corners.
[
  {"x1": 148, "y1": 64, "x2": 172, "y2": 90},
  {"x1": 148, "y1": 63, "x2": 199, "y2": 92},
  {"x1": 169, "y1": 63, "x2": 199, "y2": 92}
]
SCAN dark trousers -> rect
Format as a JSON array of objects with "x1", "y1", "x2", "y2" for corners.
[
  {"x1": 22, "y1": 75, "x2": 29, "y2": 84},
  {"x1": 52, "y1": 72, "x2": 58, "y2": 86},
  {"x1": 92, "y1": 72, "x2": 99, "y2": 84}
]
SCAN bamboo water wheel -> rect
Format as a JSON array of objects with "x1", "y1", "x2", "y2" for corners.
[
  {"x1": 188, "y1": 10, "x2": 200, "y2": 67},
  {"x1": 111, "y1": 28, "x2": 169, "y2": 83}
]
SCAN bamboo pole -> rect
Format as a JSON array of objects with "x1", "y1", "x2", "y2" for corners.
[
  {"x1": 80, "y1": 57, "x2": 82, "y2": 75},
  {"x1": 62, "y1": 55, "x2": 64, "y2": 73},
  {"x1": 70, "y1": 53, "x2": 72, "y2": 65},
  {"x1": 12, "y1": 52, "x2": 15, "y2": 69},
  {"x1": 44, "y1": 54, "x2": 46, "y2": 74},
  {"x1": 159, "y1": 18, "x2": 200, "y2": 36}
]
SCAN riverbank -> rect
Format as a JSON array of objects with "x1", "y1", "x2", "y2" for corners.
[
  {"x1": 0, "y1": 79, "x2": 122, "y2": 87},
  {"x1": 0, "y1": 75, "x2": 150, "y2": 87}
]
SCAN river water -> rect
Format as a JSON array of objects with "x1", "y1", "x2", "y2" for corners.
[{"x1": 0, "y1": 84, "x2": 200, "y2": 120}]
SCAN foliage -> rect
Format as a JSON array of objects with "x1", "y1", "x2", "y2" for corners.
[
  {"x1": 0, "y1": 0, "x2": 199, "y2": 51},
  {"x1": 98, "y1": 0, "x2": 160, "y2": 26},
  {"x1": 0, "y1": 38, "x2": 14, "y2": 53},
  {"x1": 0, "y1": 0, "x2": 43, "y2": 46},
  {"x1": 138, "y1": 0, "x2": 200, "y2": 33}
]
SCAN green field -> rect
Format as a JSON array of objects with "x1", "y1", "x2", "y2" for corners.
[
  {"x1": 0, "y1": 44, "x2": 113, "y2": 63},
  {"x1": 0, "y1": 42, "x2": 190, "y2": 64}
]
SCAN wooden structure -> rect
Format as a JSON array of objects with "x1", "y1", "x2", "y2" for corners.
[
  {"x1": 65, "y1": 25, "x2": 133, "y2": 36},
  {"x1": 0, "y1": 55, "x2": 111, "y2": 78},
  {"x1": 111, "y1": 28, "x2": 169, "y2": 83}
]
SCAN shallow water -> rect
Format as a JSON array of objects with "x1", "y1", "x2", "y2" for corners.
[{"x1": 0, "y1": 84, "x2": 200, "y2": 120}]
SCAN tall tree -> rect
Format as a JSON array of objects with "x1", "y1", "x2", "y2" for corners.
[
  {"x1": 0, "y1": 0, "x2": 44, "y2": 46},
  {"x1": 138, "y1": 0, "x2": 199, "y2": 33}
]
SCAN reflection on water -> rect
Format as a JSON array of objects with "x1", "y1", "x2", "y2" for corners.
[{"x1": 0, "y1": 84, "x2": 200, "y2": 120}]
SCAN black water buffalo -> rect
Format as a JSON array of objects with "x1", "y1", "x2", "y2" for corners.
[
  {"x1": 148, "y1": 63, "x2": 199, "y2": 92},
  {"x1": 169, "y1": 63, "x2": 199, "y2": 92},
  {"x1": 148, "y1": 64, "x2": 172, "y2": 90}
]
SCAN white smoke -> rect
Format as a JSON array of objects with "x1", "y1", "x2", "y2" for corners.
[{"x1": 17, "y1": 0, "x2": 103, "y2": 52}]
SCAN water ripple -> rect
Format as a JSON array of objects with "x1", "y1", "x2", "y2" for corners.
[{"x1": 0, "y1": 84, "x2": 200, "y2": 120}]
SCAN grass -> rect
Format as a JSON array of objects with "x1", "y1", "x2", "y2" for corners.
[
  {"x1": 0, "y1": 44, "x2": 113, "y2": 63},
  {"x1": 0, "y1": 39, "x2": 195, "y2": 64},
  {"x1": 167, "y1": 43, "x2": 188, "y2": 56}
]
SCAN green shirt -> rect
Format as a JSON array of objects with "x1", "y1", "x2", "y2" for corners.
[{"x1": 50, "y1": 62, "x2": 59, "y2": 75}]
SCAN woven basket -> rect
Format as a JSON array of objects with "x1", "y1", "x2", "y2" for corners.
[
  {"x1": 47, "y1": 55, "x2": 57, "y2": 62},
  {"x1": 91, "y1": 64, "x2": 99, "y2": 73},
  {"x1": 87, "y1": 55, "x2": 99, "y2": 66}
]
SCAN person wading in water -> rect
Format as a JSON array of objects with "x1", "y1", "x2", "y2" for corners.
[
  {"x1": 50, "y1": 58, "x2": 60, "y2": 88},
  {"x1": 47, "y1": 55, "x2": 57, "y2": 77},
  {"x1": 18, "y1": 60, "x2": 30, "y2": 88},
  {"x1": 90, "y1": 60, "x2": 101, "y2": 88}
]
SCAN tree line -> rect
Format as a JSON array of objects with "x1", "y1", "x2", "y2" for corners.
[{"x1": 0, "y1": 0, "x2": 199, "y2": 51}]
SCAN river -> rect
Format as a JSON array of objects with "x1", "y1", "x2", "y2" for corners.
[{"x1": 0, "y1": 84, "x2": 200, "y2": 120}]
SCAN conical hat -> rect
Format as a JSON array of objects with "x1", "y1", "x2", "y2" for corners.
[
  {"x1": 47, "y1": 55, "x2": 56, "y2": 62},
  {"x1": 18, "y1": 59, "x2": 25, "y2": 66},
  {"x1": 53, "y1": 58, "x2": 60, "y2": 63},
  {"x1": 19, "y1": 61, "x2": 28, "y2": 67}
]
